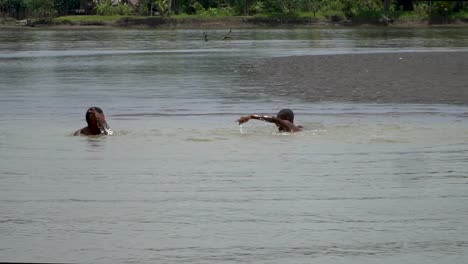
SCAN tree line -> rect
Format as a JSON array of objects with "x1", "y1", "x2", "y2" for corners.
[{"x1": 1, "y1": 0, "x2": 467, "y2": 20}]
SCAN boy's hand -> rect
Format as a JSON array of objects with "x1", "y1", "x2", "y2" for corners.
[{"x1": 237, "y1": 115, "x2": 251, "y2": 124}]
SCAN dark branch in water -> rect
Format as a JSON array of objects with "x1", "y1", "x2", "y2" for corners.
[
  {"x1": 223, "y1": 28, "x2": 232, "y2": 40},
  {"x1": 203, "y1": 29, "x2": 232, "y2": 42}
]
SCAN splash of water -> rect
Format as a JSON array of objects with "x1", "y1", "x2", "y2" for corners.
[
  {"x1": 97, "y1": 121, "x2": 114, "y2": 135},
  {"x1": 239, "y1": 124, "x2": 244, "y2": 134},
  {"x1": 99, "y1": 127, "x2": 114, "y2": 135},
  {"x1": 104, "y1": 128, "x2": 114, "y2": 136}
]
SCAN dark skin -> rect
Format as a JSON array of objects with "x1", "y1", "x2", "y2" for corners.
[
  {"x1": 237, "y1": 114, "x2": 303, "y2": 132},
  {"x1": 74, "y1": 107, "x2": 111, "y2": 136}
]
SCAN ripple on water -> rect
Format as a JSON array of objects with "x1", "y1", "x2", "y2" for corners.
[{"x1": 2, "y1": 29, "x2": 468, "y2": 264}]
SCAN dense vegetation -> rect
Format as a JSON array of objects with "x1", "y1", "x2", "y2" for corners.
[{"x1": 1, "y1": 0, "x2": 467, "y2": 24}]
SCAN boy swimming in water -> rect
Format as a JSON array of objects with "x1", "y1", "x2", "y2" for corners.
[
  {"x1": 237, "y1": 108, "x2": 303, "y2": 132},
  {"x1": 74, "y1": 107, "x2": 113, "y2": 136}
]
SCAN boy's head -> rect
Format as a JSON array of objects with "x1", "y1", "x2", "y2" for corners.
[
  {"x1": 85, "y1": 107, "x2": 105, "y2": 125},
  {"x1": 277, "y1": 108, "x2": 294, "y2": 123}
]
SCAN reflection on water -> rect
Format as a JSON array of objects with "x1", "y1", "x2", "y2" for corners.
[
  {"x1": 0, "y1": 28, "x2": 468, "y2": 264},
  {"x1": 84, "y1": 136, "x2": 108, "y2": 150}
]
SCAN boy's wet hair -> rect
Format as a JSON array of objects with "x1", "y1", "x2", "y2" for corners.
[
  {"x1": 277, "y1": 108, "x2": 294, "y2": 123},
  {"x1": 86, "y1": 107, "x2": 104, "y2": 124}
]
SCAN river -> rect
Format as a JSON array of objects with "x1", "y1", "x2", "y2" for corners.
[{"x1": 1, "y1": 27, "x2": 468, "y2": 263}]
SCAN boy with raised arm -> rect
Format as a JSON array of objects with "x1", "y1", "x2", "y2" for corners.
[{"x1": 237, "y1": 108, "x2": 303, "y2": 132}]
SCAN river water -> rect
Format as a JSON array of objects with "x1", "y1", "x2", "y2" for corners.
[{"x1": 1, "y1": 27, "x2": 468, "y2": 263}]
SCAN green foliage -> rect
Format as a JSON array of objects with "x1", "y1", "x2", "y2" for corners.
[
  {"x1": 413, "y1": 2, "x2": 429, "y2": 17},
  {"x1": 232, "y1": 0, "x2": 256, "y2": 15},
  {"x1": 340, "y1": 0, "x2": 383, "y2": 18},
  {"x1": 26, "y1": 0, "x2": 56, "y2": 18},
  {"x1": 351, "y1": 10, "x2": 386, "y2": 23},
  {"x1": 186, "y1": 1, "x2": 235, "y2": 17},
  {"x1": 452, "y1": 10, "x2": 468, "y2": 20},
  {"x1": 262, "y1": 0, "x2": 301, "y2": 15},
  {"x1": 137, "y1": 2, "x2": 149, "y2": 15},
  {"x1": 96, "y1": 0, "x2": 114, "y2": 15},
  {"x1": 315, "y1": 0, "x2": 345, "y2": 20},
  {"x1": 155, "y1": 0, "x2": 169, "y2": 16},
  {"x1": 319, "y1": 9, "x2": 345, "y2": 21},
  {"x1": 203, "y1": 6, "x2": 235, "y2": 16},
  {"x1": 8, "y1": 0, "x2": 468, "y2": 24},
  {"x1": 428, "y1": 1, "x2": 459, "y2": 23},
  {"x1": 392, "y1": 1, "x2": 428, "y2": 22},
  {"x1": 251, "y1": 1, "x2": 264, "y2": 14},
  {"x1": 191, "y1": 1, "x2": 205, "y2": 14},
  {"x1": 54, "y1": 0, "x2": 80, "y2": 15},
  {"x1": 397, "y1": 11, "x2": 426, "y2": 21},
  {"x1": 2, "y1": 0, "x2": 80, "y2": 18},
  {"x1": 0, "y1": 0, "x2": 25, "y2": 18},
  {"x1": 431, "y1": 1, "x2": 456, "y2": 15},
  {"x1": 301, "y1": 0, "x2": 326, "y2": 16},
  {"x1": 95, "y1": 0, "x2": 131, "y2": 16},
  {"x1": 0, "y1": 0, "x2": 26, "y2": 10}
]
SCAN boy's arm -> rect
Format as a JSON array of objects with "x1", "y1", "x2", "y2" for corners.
[
  {"x1": 238, "y1": 115, "x2": 303, "y2": 132},
  {"x1": 237, "y1": 115, "x2": 292, "y2": 131},
  {"x1": 238, "y1": 114, "x2": 275, "y2": 124}
]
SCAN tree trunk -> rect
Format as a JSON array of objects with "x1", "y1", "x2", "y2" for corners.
[
  {"x1": 396, "y1": 0, "x2": 413, "y2": 11},
  {"x1": 64, "y1": 0, "x2": 69, "y2": 16},
  {"x1": 383, "y1": 0, "x2": 391, "y2": 11}
]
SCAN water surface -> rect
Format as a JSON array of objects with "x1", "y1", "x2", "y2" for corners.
[{"x1": 1, "y1": 28, "x2": 468, "y2": 263}]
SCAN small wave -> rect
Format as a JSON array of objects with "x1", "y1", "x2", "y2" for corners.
[
  {"x1": 0, "y1": 171, "x2": 27, "y2": 176},
  {"x1": 141, "y1": 240, "x2": 468, "y2": 262},
  {"x1": 369, "y1": 138, "x2": 408, "y2": 144},
  {"x1": 185, "y1": 137, "x2": 213, "y2": 142},
  {"x1": 0, "y1": 218, "x2": 35, "y2": 224},
  {"x1": 0, "y1": 49, "x2": 234, "y2": 59},
  {"x1": 68, "y1": 130, "x2": 128, "y2": 137},
  {"x1": 113, "y1": 112, "x2": 246, "y2": 117}
]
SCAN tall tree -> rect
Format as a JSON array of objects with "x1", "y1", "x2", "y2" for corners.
[
  {"x1": 383, "y1": 0, "x2": 391, "y2": 11},
  {"x1": 0, "y1": 0, "x2": 27, "y2": 19},
  {"x1": 396, "y1": 0, "x2": 412, "y2": 11},
  {"x1": 54, "y1": 0, "x2": 80, "y2": 16}
]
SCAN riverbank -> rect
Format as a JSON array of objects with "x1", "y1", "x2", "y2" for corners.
[
  {"x1": 2, "y1": 16, "x2": 347, "y2": 29},
  {"x1": 2, "y1": 15, "x2": 468, "y2": 29},
  {"x1": 249, "y1": 51, "x2": 468, "y2": 105}
]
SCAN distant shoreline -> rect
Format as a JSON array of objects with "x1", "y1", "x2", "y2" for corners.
[{"x1": 2, "y1": 16, "x2": 468, "y2": 29}]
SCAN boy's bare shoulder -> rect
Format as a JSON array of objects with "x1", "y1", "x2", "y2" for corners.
[{"x1": 74, "y1": 127, "x2": 90, "y2": 136}]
